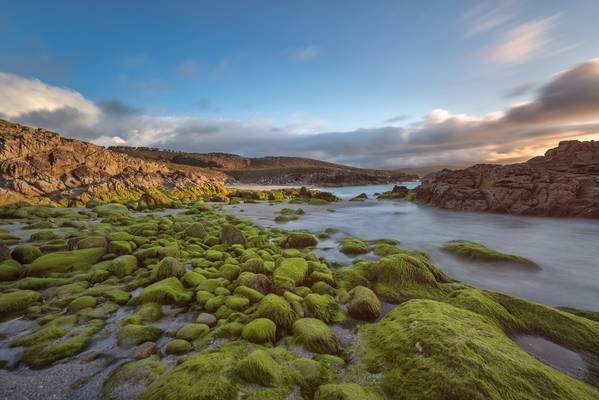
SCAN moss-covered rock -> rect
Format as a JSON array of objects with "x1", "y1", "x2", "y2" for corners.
[
  {"x1": 225, "y1": 295, "x2": 250, "y2": 311},
  {"x1": 347, "y1": 285, "x2": 381, "y2": 320},
  {"x1": 135, "y1": 302, "x2": 163, "y2": 322},
  {"x1": 11, "y1": 245, "x2": 42, "y2": 264},
  {"x1": 150, "y1": 256, "x2": 184, "y2": 282},
  {"x1": 0, "y1": 259, "x2": 22, "y2": 281},
  {"x1": 77, "y1": 236, "x2": 108, "y2": 249},
  {"x1": 176, "y1": 323, "x2": 210, "y2": 341},
  {"x1": 109, "y1": 254, "x2": 139, "y2": 278},
  {"x1": 0, "y1": 289, "x2": 41, "y2": 320},
  {"x1": 255, "y1": 294, "x2": 297, "y2": 330},
  {"x1": 108, "y1": 240, "x2": 134, "y2": 255},
  {"x1": 138, "y1": 277, "x2": 193, "y2": 305},
  {"x1": 185, "y1": 222, "x2": 207, "y2": 239},
  {"x1": 118, "y1": 324, "x2": 163, "y2": 346},
  {"x1": 443, "y1": 240, "x2": 537, "y2": 266},
  {"x1": 68, "y1": 295, "x2": 97, "y2": 312},
  {"x1": 273, "y1": 257, "x2": 308, "y2": 289},
  {"x1": 292, "y1": 358, "x2": 340, "y2": 398},
  {"x1": 352, "y1": 299, "x2": 598, "y2": 400},
  {"x1": 165, "y1": 339, "x2": 193, "y2": 355},
  {"x1": 241, "y1": 318, "x2": 276, "y2": 344},
  {"x1": 284, "y1": 232, "x2": 317, "y2": 249},
  {"x1": 30, "y1": 248, "x2": 107, "y2": 276},
  {"x1": 237, "y1": 349, "x2": 282, "y2": 387},
  {"x1": 315, "y1": 384, "x2": 380, "y2": 400},
  {"x1": 339, "y1": 238, "x2": 369, "y2": 255},
  {"x1": 219, "y1": 224, "x2": 246, "y2": 246},
  {"x1": 303, "y1": 293, "x2": 342, "y2": 323},
  {"x1": 292, "y1": 318, "x2": 341, "y2": 355},
  {"x1": 101, "y1": 355, "x2": 166, "y2": 400}
]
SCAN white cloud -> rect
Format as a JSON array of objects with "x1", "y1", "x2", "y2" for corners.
[
  {"x1": 485, "y1": 16, "x2": 557, "y2": 64},
  {"x1": 0, "y1": 72, "x2": 100, "y2": 125}
]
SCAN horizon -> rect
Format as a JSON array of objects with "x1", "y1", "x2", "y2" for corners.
[{"x1": 1, "y1": 1, "x2": 599, "y2": 168}]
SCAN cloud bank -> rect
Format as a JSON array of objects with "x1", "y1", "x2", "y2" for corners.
[{"x1": 1, "y1": 59, "x2": 599, "y2": 168}]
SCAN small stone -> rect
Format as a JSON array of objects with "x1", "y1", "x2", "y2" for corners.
[
  {"x1": 196, "y1": 312, "x2": 217, "y2": 327},
  {"x1": 133, "y1": 342, "x2": 157, "y2": 359}
]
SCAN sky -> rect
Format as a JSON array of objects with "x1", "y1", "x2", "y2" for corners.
[{"x1": 0, "y1": 0, "x2": 598, "y2": 168}]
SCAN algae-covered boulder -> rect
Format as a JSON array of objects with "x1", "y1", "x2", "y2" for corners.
[
  {"x1": 315, "y1": 383, "x2": 380, "y2": 400},
  {"x1": 284, "y1": 232, "x2": 317, "y2": 249},
  {"x1": 68, "y1": 295, "x2": 97, "y2": 312},
  {"x1": 349, "y1": 193, "x2": 368, "y2": 202},
  {"x1": 237, "y1": 349, "x2": 282, "y2": 387},
  {"x1": 108, "y1": 240, "x2": 134, "y2": 255},
  {"x1": 110, "y1": 255, "x2": 139, "y2": 278},
  {"x1": 339, "y1": 238, "x2": 369, "y2": 255},
  {"x1": 0, "y1": 290, "x2": 41, "y2": 320},
  {"x1": 118, "y1": 324, "x2": 163, "y2": 346},
  {"x1": 0, "y1": 259, "x2": 23, "y2": 281},
  {"x1": 292, "y1": 318, "x2": 341, "y2": 354},
  {"x1": 11, "y1": 245, "x2": 42, "y2": 264},
  {"x1": 77, "y1": 236, "x2": 108, "y2": 249},
  {"x1": 93, "y1": 203, "x2": 130, "y2": 217},
  {"x1": 176, "y1": 323, "x2": 210, "y2": 341},
  {"x1": 138, "y1": 277, "x2": 193, "y2": 305},
  {"x1": 165, "y1": 339, "x2": 192, "y2": 355},
  {"x1": 150, "y1": 256, "x2": 184, "y2": 282},
  {"x1": 241, "y1": 318, "x2": 276, "y2": 344},
  {"x1": 255, "y1": 294, "x2": 297, "y2": 330},
  {"x1": 273, "y1": 257, "x2": 308, "y2": 289},
  {"x1": 100, "y1": 356, "x2": 166, "y2": 400},
  {"x1": 139, "y1": 346, "x2": 240, "y2": 400},
  {"x1": 443, "y1": 240, "x2": 538, "y2": 266},
  {"x1": 134, "y1": 246, "x2": 179, "y2": 262},
  {"x1": 30, "y1": 248, "x2": 106, "y2": 276},
  {"x1": 184, "y1": 222, "x2": 207, "y2": 239},
  {"x1": 352, "y1": 299, "x2": 599, "y2": 400},
  {"x1": 292, "y1": 358, "x2": 340, "y2": 398},
  {"x1": 303, "y1": 293, "x2": 341, "y2": 323},
  {"x1": 347, "y1": 285, "x2": 381, "y2": 320},
  {"x1": 219, "y1": 224, "x2": 246, "y2": 246}
]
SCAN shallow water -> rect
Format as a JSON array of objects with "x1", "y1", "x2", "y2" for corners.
[
  {"x1": 227, "y1": 183, "x2": 599, "y2": 310},
  {"x1": 513, "y1": 335, "x2": 589, "y2": 380}
]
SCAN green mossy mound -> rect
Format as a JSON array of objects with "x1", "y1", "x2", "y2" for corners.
[
  {"x1": 255, "y1": 294, "x2": 297, "y2": 330},
  {"x1": 176, "y1": 323, "x2": 210, "y2": 341},
  {"x1": 150, "y1": 256, "x2": 184, "y2": 282},
  {"x1": 292, "y1": 358, "x2": 340, "y2": 398},
  {"x1": 93, "y1": 203, "x2": 130, "y2": 217},
  {"x1": 292, "y1": 318, "x2": 341, "y2": 355},
  {"x1": 30, "y1": 248, "x2": 106, "y2": 276},
  {"x1": 68, "y1": 295, "x2": 97, "y2": 312},
  {"x1": 0, "y1": 259, "x2": 23, "y2": 281},
  {"x1": 241, "y1": 318, "x2": 276, "y2": 344},
  {"x1": 443, "y1": 240, "x2": 537, "y2": 266},
  {"x1": 165, "y1": 339, "x2": 193, "y2": 355},
  {"x1": 0, "y1": 289, "x2": 41, "y2": 320},
  {"x1": 237, "y1": 349, "x2": 282, "y2": 387},
  {"x1": 109, "y1": 254, "x2": 139, "y2": 278},
  {"x1": 10, "y1": 245, "x2": 42, "y2": 264},
  {"x1": 137, "y1": 277, "x2": 193, "y2": 305},
  {"x1": 303, "y1": 293, "x2": 342, "y2": 323},
  {"x1": 118, "y1": 324, "x2": 163, "y2": 346},
  {"x1": 284, "y1": 232, "x2": 317, "y2": 249},
  {"x1": 101, "y1": 356, "x2": 166, "y2": 400},
  {"x1": 347, "y1": 285, "x2": 381, "y2": 321},
  {"x1": 273, "y1": 257, "x2": 308, "y2": 289},
  {"x1": 220, "y1": 224, "x2": 246, "y2": 246},
  {"x1": 77, "y1": 236, "x2": 108, "y2": 249},
  {"x1": 352, "y1": 299, "x2": 598, "y2": 399},
  {"x1": 339, "y1": 238, "x2": 369, "y2": 255},
  {"x1": 315, "y1": 383, "x2": 381, "y2": 400}
]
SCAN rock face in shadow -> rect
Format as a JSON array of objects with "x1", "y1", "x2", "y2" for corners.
[
  {"x1": 415, "y1": 140, "x2": 599, "y2": 218},
  {"x1": 0, "y1": 119, "x2": 224, "y2": 205}
]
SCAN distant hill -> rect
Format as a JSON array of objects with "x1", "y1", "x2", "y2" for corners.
[{"x1": 110, "y1": 147, "x2": 417, "y2": 186}]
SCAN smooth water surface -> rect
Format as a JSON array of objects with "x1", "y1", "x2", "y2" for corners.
[{"x1": 227, "y1": 183, "x2": 599, "y2": 310}]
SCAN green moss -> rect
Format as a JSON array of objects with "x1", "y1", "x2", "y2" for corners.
[
  {"x1": 353, "y1": 299, "x2": 599, "y2": 399},
  {"x1": 273, "y1": 257, "x2": 308, "y2": 289},
  {"x1": 165, "y1": 339, "x2": 193, "y2": 355},
  {"x1": 284, "y1": 232, "x2": 317, "y2": 249},
  {"x1": 234, "y1": 285, "x2": 264, "y2": 303},
  {"x1": 303, "y1": 293, "x2": 342, "y2": 323},
  {"x1": 443, "y1": 240, "x2": 537, "y2": 265},
  {"x1": 315, "y1": 384, "x2": 381, "y2": 400},
  {"x1": 101, "y1": 356, "x2": 166, "y2": 400},
  {"x1": 0, "y1": 290, "x2": 41, "y2": 320},
  {"x1": 219, "y1": 224, "x2": 246, "y2": 246},
  {"x1": 108, "y1": 240, "x2": 134, "y2": 255},
  {"x1": 241, "y1": 318, "x2": 276, "y2": 344},
  {"x1": 138, "y1": 277, "x2": 193, "y2": 305},
  {"x1": 356, "y1": 254, "x2": 450, "y2": 301},
  {"x1": 185, "y1": 222, "x2": 207, "y2": 238},
  {"x1": 150, "y1": 256, "x2": 184, "y2": 282},
  {"x1": 176, "y1": 323, "x2": 210, "y2": 341},
  {"x1": 109, "y1": 254, "x2": 139, "y2": 278},
  {"x1": 255, "y1": 294, "x2": 297, "y2": 330},
  {"x1": 292, "y1": 358, "x2": 340, "y2": 398},
  {"x1": 182, "y1": 270, "x2": 206, "y2": 287},
  {"x1": 139, "y1": 345, "x2": 240, "y2": 400},
  {"x1": 292, "y1": 318, "x2": 341, "y2": 355},
  {"x1": 30, "y1": 230, "x2": 58, "y2": 241},
  {"x1": 0, "y1": 259, "x2": 22, "y2": 281},
  {"x1": 135, "y1": 302, "x2": 163, "y2": 322},
  {"x1": 118, "y1": 324, "x2": 163, "y2": 346},
  {"x1": 339, "y1": 238, "x2": 369, "y2": 255},
  {"x1": 204, "y1": 295, "x2": 225, "y2": 312},
  {"x1": 68, "y1": 295, "x2": 97, "y2": 312},
  {"x1": 237, "y1": 349, "x2": 282, "y2": 387},
  {"x1": 220, "y1": 263, "x2": 241, "y2": 281},
  {"x1": 30, "y1": 248, "x2": 107, "y2": 276},
  {"x1": 93, "y1": 203, "x2": 130, "y2": 217},
  {"x1": 240, "y1": 257, "x2": 268, "y2": 274},
  {"x1": 77, "y1": 236, "x2": 108, "y2": 250},
  {"x1": 11, "y1": 245, "x2": 42, "y2": 264},
  {"x1": 134, "y1": 246, "x2": 179, "y2": 262},
  {"x1": 347, "y1": 285, "x2": 381, "y2": 321},
  {"x1": 225, "y1": 295, "x2": 250, "y2": 311}
]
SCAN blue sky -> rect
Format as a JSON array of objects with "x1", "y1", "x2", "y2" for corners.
[{"x1": 1, "y1": 1, "x2": 599, "y2": 167}]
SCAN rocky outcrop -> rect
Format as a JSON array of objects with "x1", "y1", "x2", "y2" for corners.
[
  {"x1": 415, "y1": 140, "x2": 599, "y2": 218},
  {"x1": 0, "y1": 120, "x2": 225, "y2": 206}
]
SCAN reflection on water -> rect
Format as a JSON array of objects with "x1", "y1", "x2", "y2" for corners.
[{"x1": 227, "y1": 183, "x2": 599, "y2": 310}]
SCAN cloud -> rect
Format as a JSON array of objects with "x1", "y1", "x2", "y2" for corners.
[
  {"x1": 504, "y1": 81, "x2": 536, "y2": 98},
  {"x1": 461, "y1": 1, "x2": 514, "y2": 36},
  {"x1": 176, "y1": 60, "x2": 199, "y2": 80},
  {"x1": 97, "y1": 99, "x2": 142, "y2": 117},
  {"x1": 384, "y1": 115, "x2": 409, "y2": 124},
  {"x1": 1, "y1": 58, "x2": 599, "y2": 168},
  {"x1": 288, "y1": 46, "x2": 321, "y2": 62},
  {"x1": 485, "y1": 16, "x2": 557, "y2": 64}
]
